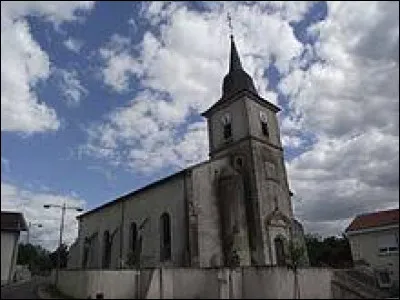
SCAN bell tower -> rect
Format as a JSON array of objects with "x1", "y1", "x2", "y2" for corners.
[{"x1": 201, "y1": 33, "x2": 294, "y2": 266}]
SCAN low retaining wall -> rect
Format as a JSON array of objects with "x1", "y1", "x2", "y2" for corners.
[
  {"x1": 57, "y1": 267, "x2": 333, "y2": 299},
  {"x1": 57, "y1": 270, "x2": 139, "y2": 299}
]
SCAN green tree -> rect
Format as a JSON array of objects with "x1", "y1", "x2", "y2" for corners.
[
  {"x1": 17, "y1": 243, "x2": 52, "y2": 275},
  {"x1": 304, "y1": 233, "x2": 353, "y2": 268},
  {"x1": 287, "y1": 240, "x2": 305, "y2": 299},
  {"x1": 49, "y1": 243, "x2": 69, "y2": 269}
]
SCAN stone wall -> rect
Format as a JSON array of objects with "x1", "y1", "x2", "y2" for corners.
[
  {"x1": 57, "y1": 269, "x2": 139, "y2": 299},
  {"x1": 57, "y1": 267, "x2": 334, "y2": 299}
]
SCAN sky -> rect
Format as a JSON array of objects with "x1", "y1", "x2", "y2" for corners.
[{"x1": 1, "y1": 1, "x2": 399, "y2": 251}]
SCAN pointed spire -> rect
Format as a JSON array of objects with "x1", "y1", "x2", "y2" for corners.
[
  {"x1": 229, "y1": 35, "x2": 243, "y2": 72},
  {"x1": 222, "y1": 33, "x2": 257, "y2": 99}
]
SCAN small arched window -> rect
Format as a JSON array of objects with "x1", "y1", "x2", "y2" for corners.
[
  {"x1": 261, "y1": 121, "x2": 269, "y2": 137},
  {"x1": 221, "y1": 113, "x2": 232, "y2": 139},
  {"x1": 160, "y1": 212, "x2": 171, "y2": 262},
  {"x1": 82, "y1": 238, "x2": 89, "y2": 268},
  {"x1": 102, "y1": 230, "x2": 111, "y2": 268},
  {"x1": 130, "y1": 222, "x2": 138, "y2": 254},
  {"x1": 260, "y1": 111, "x2": 269, "y2": 137}
]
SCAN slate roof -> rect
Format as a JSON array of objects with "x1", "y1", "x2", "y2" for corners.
[
  {"x1": 1, "y1": 211, "x2": 28, "y2": 232},
  {"x1": 345, "y1": 208, "x2": 399, "y2": 232}
]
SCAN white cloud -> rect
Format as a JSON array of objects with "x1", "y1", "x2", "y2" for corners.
[
  {"x1": 64, "y1": 37, "x2": 83, "y2": 53},
  {"x1": 55, "y1": 68, "x2": 88, "y2": 106},
  {"x1": 281, "y1": 1, "x2": 399, "y2": 236},
  {"x1": 1, "y1": 1, "x2": 94, "y2": 134},
  {"x1": 87, "y1": 1, "x2": 305, "y2": 173},
  {"x1": 1, "y1": 181, "x2": 86, "y2": 251},
  {"x1": 84, "y1": 1, "x2": 398, "y2": 238},
  {"x1": 82, "y1": 90, "x2": 209, "y2": 174},
  {"x1": 99, "y1": 34, "x2": 141, "y2": 93},
  {"x1": 1, "y1": 1, "x2": 95, "y2": 26},
  {"x1": 1, "y1": 157, "x2": 10, "y2": 172}
]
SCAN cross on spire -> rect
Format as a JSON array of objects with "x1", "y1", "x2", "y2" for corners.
[{"x1": 227, "y1": 12, "x2": 233, "y2": 38}]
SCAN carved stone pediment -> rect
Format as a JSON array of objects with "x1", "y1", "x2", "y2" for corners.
[{"x1": 264, "y1": 209, "x2": 291, "y2": 228}]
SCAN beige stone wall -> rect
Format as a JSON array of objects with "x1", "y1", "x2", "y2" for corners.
[
  {"x1": 121, "y1": 173, "x2": 187, "y2": 268},
  {"x1": 244, "y1": 97, "x2": 282, "y2": 148},
  {"x1": 190, "y1": 158, "x2": 228, "y2": 267},
  {"x1": 79, "y1": 202, "x2": 122, "y2": 269},
  {"x1": 208, "y1": 98, "x2": 249, "y2": 154},
  {"x1": 58, "y1": 269, "x2": 139, "y2": 299},
  {"x1": 77, "y1": 172, "x2": 187, "y2": 269},
  {"x1": 58, "y1": 267, "x2": 334, "y2": 299}
]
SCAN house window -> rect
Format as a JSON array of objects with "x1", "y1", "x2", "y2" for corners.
[
  {"x1": 378, "y1": 271, "x2": 391, "y2": 284},
  {"x1": 102, "y1": 230, "x2": 111, "y2": 268},
  {"x1": 160, "y1": 212, "x2": 171, "y2": 262},
  {"x1": 378, "y1": 234, "x2": 398, "y2": 254}
]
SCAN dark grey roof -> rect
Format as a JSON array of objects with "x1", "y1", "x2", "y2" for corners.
[
  {"x1": 1, "y1": 211, "x2": 28, "y2": 232},
  {"x1": 222, "y1": 36, "x2": 257, "y2": 99},
  {"x1": 222, "y1": 35, "x2": 257, "y2": 100},
  {"x1": 202, "y1": 35, "x2": 280, "y2": 117}
]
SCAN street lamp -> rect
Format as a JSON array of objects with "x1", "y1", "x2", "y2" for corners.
[
  {"x1": 43, "y1": 202, "x2": 83, "y2": 286},
  {"x1": 27, "y1": 222, "x2": 43, "y2": 244}
]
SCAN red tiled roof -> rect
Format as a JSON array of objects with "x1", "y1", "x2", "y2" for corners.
[{"x1": 346, "y1": 208, "x2": 399, "y2": 232}]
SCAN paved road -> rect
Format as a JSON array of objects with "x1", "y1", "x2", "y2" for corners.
[{"x1": 1, "y1": 277, "x2": 47, "y2": 299}]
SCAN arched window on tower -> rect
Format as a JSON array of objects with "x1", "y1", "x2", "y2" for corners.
[
  {"x1": 221, "y1": 112, "x2": 232, "y2": 139},
  {"x1": 160, "y1": 212, "x2": 171, "y2": 262},
  {"x1": 260, "y1": 111, "x2": 269, "y2": 138},
  {"x1": 102, "y1": 230, "x2": 111, "y2": 268},
  {"x1": 261, "y1": 121, "x2": 269, "y2": 137}
]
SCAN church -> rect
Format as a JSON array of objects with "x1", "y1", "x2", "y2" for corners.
[{"x1": 68, "y1": 34, "x2": 308, "y2": 270}]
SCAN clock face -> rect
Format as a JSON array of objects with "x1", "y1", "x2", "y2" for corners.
[
  {"x1": 259, "y1": 111, "x2": 268, "y2": 122},
  {"x1": 221, "y1": 112, "x2": 231, "y2": 125}
]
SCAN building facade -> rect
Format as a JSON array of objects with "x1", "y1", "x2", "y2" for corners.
[
  {"x1": 346, "y1": 208, "x2": 399, "y2": 287},
  {"x1": 69, "y1": 35, "x2": 308, "y2": 270},
  {"x1": 1, "y1": 211, "x2": 27, "y2": 285}
]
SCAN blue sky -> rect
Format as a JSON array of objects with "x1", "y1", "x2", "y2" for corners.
[{"x1": 1, "y1": 1, "x2": 398, "y2": 250}]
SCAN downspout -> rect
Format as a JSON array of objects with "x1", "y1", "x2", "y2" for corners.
[
  {"x1": 120, "y1": 199, "x2": 125, "y2": 269},
  {"x1": 266, "y1": 225, "x2": 273, "y2": 265},
  {"x1": 183, "y1": 170, "x2": 191, "y2": 266}
]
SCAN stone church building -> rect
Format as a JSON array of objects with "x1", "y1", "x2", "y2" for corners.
[{"x1": 69, "y1": 35, "x2": 308, "y2": 270}]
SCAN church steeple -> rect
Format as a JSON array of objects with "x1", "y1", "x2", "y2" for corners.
[
  {"x1": 229, "y1": 35, "x2": 243, "y2": 72},
  {"x1": 222, "y1": 35, "x2": 258, "y2": 100}
]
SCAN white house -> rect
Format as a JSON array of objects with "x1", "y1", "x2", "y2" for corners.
[
  {"x1": 346, "y1": 208, "x2": 399, "y2": 287},
  {"x1": 1, "y1": 211, "x2": 28, "y2": 285}
]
